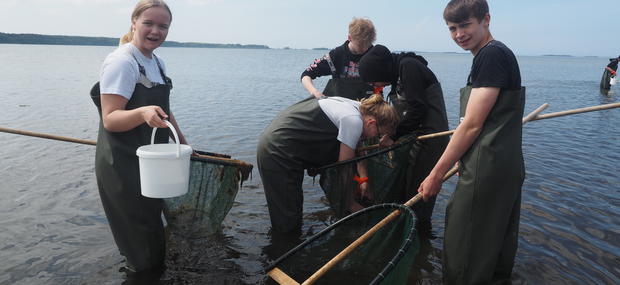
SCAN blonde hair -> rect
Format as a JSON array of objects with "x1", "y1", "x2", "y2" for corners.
[
  {"x1": 119, "y1": 0, "x2": 172, "y2": 45},
  {"x1": 359, "y1": 94, "x2": 399, "y2": 136},
  {"x1": 348, "y1": 18, "x2": 376, "y2": 49}
]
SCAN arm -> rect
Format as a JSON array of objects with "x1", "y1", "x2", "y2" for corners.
[
  {"x1": 301, "y1": 75, "x2": 324, "y2": 98},
  {"x1": 605, "y1": 66, "x2": 617, "y2": 75},
  {"x1": 100, "y1": 93, "x2": 169, "y2": 132},
  {"x1": 393, "y1": 59, "x2": 433, "y2": 139},
  {"x1": 338, "y1": 142, "x2": 356, "y2": 161},
  {"x1": 301, "y1": 53, "x2": 334, "y2": 98},
  {"x1": 417, "y1": 87, "x2": 500, "y2": 201}
]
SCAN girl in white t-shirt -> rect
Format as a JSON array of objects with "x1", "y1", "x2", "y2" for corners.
[
  {"x1": 256, "y1": 94, "x2": 399, "y2": 233},
  {"x1": 90, "y1": 0, "x2": 188, "y2": 280}
]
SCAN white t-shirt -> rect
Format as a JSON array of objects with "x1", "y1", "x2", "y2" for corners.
[
  {"x1": 318, "y1": 97, "x2": 363, "y2": 149},
  {"x1": 99, "y1": 43, "x2": 167, "y2": 100}
]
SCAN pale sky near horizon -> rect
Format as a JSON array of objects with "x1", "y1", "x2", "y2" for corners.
[{"x1": 0, "y1": 0, "x2": 618, "y2": 57}]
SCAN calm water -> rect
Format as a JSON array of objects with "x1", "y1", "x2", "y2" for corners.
[{"x1": 0, "y1": 44, "x2": 618, "y2": 284}]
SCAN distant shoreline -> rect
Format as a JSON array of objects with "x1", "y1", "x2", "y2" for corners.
[{"x1": 0, "y1": 32, "x2": 270, "y2": 49}]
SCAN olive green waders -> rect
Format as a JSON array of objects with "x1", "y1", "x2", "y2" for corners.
[
  {"x1": 322, "y1": 78, "x2": 373, "y2": 100},
  {"x1": 90, "y1": 78, "x2": 171, "y2": 272},
  {"x1": 443, "y1": 86, "x2": 525, "y2": 284},
  {"x1": 600, "y1": 69, "x2": 612, "y2": 91},
  {"x1": 257, "y1": 97, "x2": 341, "y2": 233},
  {"x1": 390, "y1": 83, "x2": 450, "y2": 229}
]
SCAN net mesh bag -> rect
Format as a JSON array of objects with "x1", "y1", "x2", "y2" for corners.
[
  {"x1": 317, "y1": 135, "x2": 419, "y2": 218},
  {"x1": 164, "y1": 150, "x2": 253, "y2": 236},
  {"x1": 267, "y1": 203, "x2": 419, "y2": 285}
]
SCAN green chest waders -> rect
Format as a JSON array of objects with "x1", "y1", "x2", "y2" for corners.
[
  {"x1": 257, "y1": 97, "x2": 341, "y2": 233},
  {"x1": 390, "y1": 83, "x2": 450, "y2": 229},
  {"x1": 321, "y1": 52, "x2": 373, "y2": 101},
  {"x1": 90, "y1": 78, "x2": 171, "y2": 272},
  {"x1": 443, "y1": 86, "x2": 525, "y2": 284},
  {"x1": 600, "y1": 69, "x2": 612, "y2": 91},
  {"x1": 322, "y1": 78, "x2": 374, "y2": 100}
]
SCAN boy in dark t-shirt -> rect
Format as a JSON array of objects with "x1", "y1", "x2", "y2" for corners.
[{"x1": 417, "y1": 0, "x2": 525, "y2": 284}]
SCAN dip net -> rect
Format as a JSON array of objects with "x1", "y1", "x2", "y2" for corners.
[
  {"x1": 164, "y1": 150, "x2": 253, "y2": 236},
  {"x1": 267, "y1": 136, "x2": 421, "y2": 284},
  {"x1": 267, "y1": 203, "x2": 418, "y2": 284},
  {"x1": 318, "y1": 135, "x2": 419, "y2": 218}
]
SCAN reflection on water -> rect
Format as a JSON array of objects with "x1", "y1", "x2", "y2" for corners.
[{"x1": 0, "y1": 45, "x2": 619, "y2": 284}]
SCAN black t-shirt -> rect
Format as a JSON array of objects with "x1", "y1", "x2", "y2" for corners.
[
  {"x1": 393, "y1": 55, "x2": 439, "y2": 138},
  {"x1": 301, "y1": 41, "x2": 369, "y2": 80},
  {"x1": 607, "y1": 59, "x2": 619, "y2": 71},
  {"x1": 468, "y1": 40, "x2": 521, "y2": 90}
]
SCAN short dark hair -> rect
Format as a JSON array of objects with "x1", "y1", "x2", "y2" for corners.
[{"x1": 443, "y1": 0, "x2": 489, "y2": 23}]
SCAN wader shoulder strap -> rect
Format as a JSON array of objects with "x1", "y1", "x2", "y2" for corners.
[{"x1": 325, "y1": 53, "x2": 337, "y2": 78}]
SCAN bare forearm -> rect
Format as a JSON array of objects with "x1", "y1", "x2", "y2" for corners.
[
  {"x1": 356, "y1": 160, "x2": 368, "y2": 177},
  {"x1": 103, "y1": 106, "x2": 153, "y2": 132},
  {"x1": 301, "y1": 76, "x2": 322, "y2": 98}
]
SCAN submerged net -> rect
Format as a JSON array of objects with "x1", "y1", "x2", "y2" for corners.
[
  {"x1": 267, "y1": 203, "x2": 418, "y2": 285},
  {"x1": 317, "y1": 135, "x2": 419, "y2": 218},
  {"x1": 164, "y1": 150, "x2": 253, "y2": 237},
  {"x1": 266, "y1": 138, "x2": 422, "y2": 284}
]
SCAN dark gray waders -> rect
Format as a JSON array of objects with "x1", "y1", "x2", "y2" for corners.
[
  {"x1": 443, "y1": 86, "x2": 525, "y2": 284},
  {"x1": 321, "y1": 52, "x2": 373, "y2": 100},
  {"x1": 600, "y1": 69, "x2": 612, "y2": 90},
  {"x1": 257, "y1": 97, "x2": 340, "y2": 233},
  {"x1": 390, "y1": 83, "x2": 450, "y2": 230},
  {"x1": 90, "y1": 62, "x2": 172, "y2": 273},
  {"x1": 322, "y1": 78, "x2": 373, "y2": 100}
]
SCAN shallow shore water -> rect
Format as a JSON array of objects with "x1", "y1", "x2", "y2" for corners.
[{"x1": 1, "y1": 45, "x2": 619, "y2": 284}]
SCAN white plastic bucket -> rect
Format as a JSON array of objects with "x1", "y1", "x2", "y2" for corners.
[
  {"x1": 136, "y1": 120, "x2": 193, "y2": 198},
  {"x1": 610, "y1": 76, "x2": 617, "y2": 86}
]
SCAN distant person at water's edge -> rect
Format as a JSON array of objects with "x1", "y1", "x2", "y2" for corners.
[
  {"x1": 300, "y1": 18, "x2": 376, "y2": 100},
  {"x1": 605, "y1": 56, "x2": 619, "y2": 76},
  {"x1": 257, "y1": 94, "x2": 399, "y2": 233},
  {"x1": 601, "y1": 55, "x2": 619, "y2": 90},
  {"x1": 417, "y1": 0, "x2": 525, "y2": 284},
  {"x1": 357, "y1": 44, "x2": 450, "y2": 238},
  {"x1": 89, "y1": 0, "x2": 189, "y2": 281}
]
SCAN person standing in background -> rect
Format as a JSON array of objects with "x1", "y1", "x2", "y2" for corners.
[
  {"x1": 89, "y1": 0, "x2": 189, "y2": 282},
  {"x1": 601, "y1": 55, "x2": 619, "y2": 90},
  {"x1": 417, "y1": 0, "x2": 526, "y2": 283},
  {"x1": 300, "y1": 18, "x2": 376, "y2": 100}
]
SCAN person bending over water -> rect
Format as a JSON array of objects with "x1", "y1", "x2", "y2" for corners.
[{"x1": 257, "y1": 94, "x2": 399, "y2": 233}]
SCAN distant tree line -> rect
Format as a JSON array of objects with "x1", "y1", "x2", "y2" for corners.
[{"x1": 0, "y1": 32, "x2": 270, "y2": 49}]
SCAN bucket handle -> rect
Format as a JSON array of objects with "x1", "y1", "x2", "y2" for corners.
[{"x1": 150, "y1": 120, "x2": 180, "y2": 158}]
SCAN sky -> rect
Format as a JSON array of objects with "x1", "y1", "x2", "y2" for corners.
[{"x1": 0, "y1": 0, "x2": 618, "y2": 57}]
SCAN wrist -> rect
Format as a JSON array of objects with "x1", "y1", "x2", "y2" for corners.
[{"x1": 353, "y1": 175, "x2": 368, "y2": 185}]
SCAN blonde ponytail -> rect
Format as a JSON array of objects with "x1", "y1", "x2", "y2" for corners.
[
  {"x1": 119, "y1": 29, "x2": 133, "y2": 45},
  {"x1": 360, "y1": 94, "x2": 400, "y2": 136}
]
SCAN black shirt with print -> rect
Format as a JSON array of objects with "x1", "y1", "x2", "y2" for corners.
[{"x1": 301, "y1": 41, "x2": 370, "y2": 80}]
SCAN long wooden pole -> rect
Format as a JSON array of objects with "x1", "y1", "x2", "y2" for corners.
[
  {"x1": 358, "y1": 102, "x2": 619, "y2": 152},
  {"x1": 293, "y1": 103, "x2": 550, "y2": 285},
  {"x1": 0, "y1": 126, "x2": 97, "y2": 145},
  {"x1": 0, "y1": 126, "x2": 251, "y2": 167}
]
